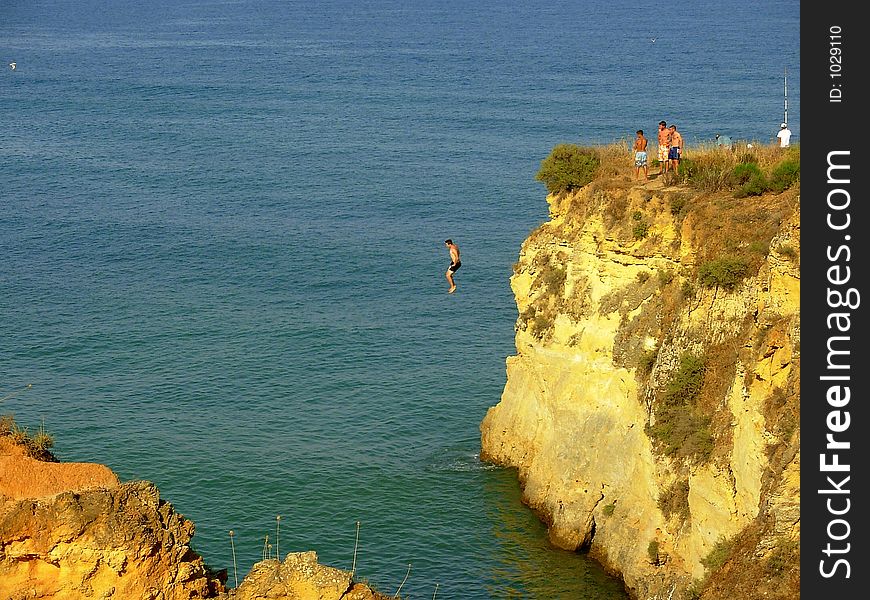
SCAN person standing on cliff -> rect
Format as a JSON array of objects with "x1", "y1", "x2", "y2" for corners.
[
  {"x1": 775, "y1": 122, "x2": 792, "y2": 148},
  {"x1": 668, "y1": 124, "x2": 683, "y2": 176},
  {"x1": 633, "y1": 129, "x2": 649, "y2": 180},
  {"x1": 444, "y1": 239, "x2": 461, "y2": 294},
  {"x1": 656, "y1": 121, "x2": 671, "y2": 176}
]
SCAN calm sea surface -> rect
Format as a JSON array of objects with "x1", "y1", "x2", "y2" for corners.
[{"x1": 1, "y1": 1, "x2": 798, "y2": 597}]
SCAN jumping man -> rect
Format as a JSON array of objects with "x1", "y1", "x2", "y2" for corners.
[{"x1": 445, "y1": 239, "x2": 461, "y2": 293}]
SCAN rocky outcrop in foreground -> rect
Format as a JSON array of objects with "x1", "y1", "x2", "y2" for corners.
[
  {"x1": 229, "y1": 551, "x2": 391, "y2": 600},
  {"x1": 0, "y1": 436, "x2": 390, "y2": 599},
  {"x1": 0, "y1": 476, "x2": 225, "y2": 599}
]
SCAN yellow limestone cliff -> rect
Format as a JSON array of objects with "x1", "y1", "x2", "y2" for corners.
[{"x1": 480, "y1": 179, "x2": 800, "y2": 599}]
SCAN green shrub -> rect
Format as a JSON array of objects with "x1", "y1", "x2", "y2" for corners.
[
  {"x1": 729, "y1": 162, "x2": 763, "y2": 186},
  {"x1": 658, "y1": 479, "x2": 690, "y2": 520},
  {"x1": 768, "y1": 159, "x2": 800, "y2": 192},
  {"x1": 675, "y1": 157, "x2": 719, "y2": 188},
  {"x1": 748, "y1": 240, "x2": 769, "y2": 255},
  {"x1": 520, "y1": 305, "x2": 536, "y2": 322},
  {"x1": 662, "y1": 353, "x2": 706, "y2": 406},
  {"x1": 777, "y1": 244, "x2": 797, "y2": 260},
  {"x1": 657, "y1": 269, "x2": 674, "y2": 285},
  {"x1": 736, "y1": 172, "x2": 769, "y2": 197},
  {"x1": 701, "y1": 536, "x2": 736, "y2": 572},
  {"x1": 681, "y1": 280, "x2": 695, "y2": 299},
  {"x1": 533, "y1": 253, "x2": 567, "y2": 295},
  {"x1": 633, "y1": 221, "x2": 650, "y2": 239},
  {"x1": 636, "y1": 271, "x2": 651, "y2": 284},
  {"x1": 646, "y1": 353, "x2": 714, "y2": 461},
  {"x1": 698, "y1": 256, "x2": 750, "y2": 289},
  {"x1": 647, "y1": 540, "x2": 660, "y2": 564},
  {"x1": 647, "y1": 407, "x2": 714, "y2": 460},
  {"x1": 529, "y1": 313, "x2": 553, "y2": 339},
  {"x1": 603, "y1": 503, "x2": 616, "y2": 516},
  {"x1": 677, "y1": 155, "x2": 734, "y2": 192},
  {"x1": 675, "y1": 157, "x2": 696, "y2": 178},
  {"x1": 729, "y1": 161, "x2": 771, "y2": 196},
  {"x1": 540, "y1": 265, "x2": 567, "y2": 294},
  {"x1": 680, "y1": 418, "x2": 715, "y2": 459},
  {"x1": 535, "y1": 144, "x2": 600, "y2": 194}
]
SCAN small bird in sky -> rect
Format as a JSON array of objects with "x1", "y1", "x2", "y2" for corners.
[
  {"x1": 650, "y1": 37, "x2": 657, "y2": 43},
  {"x1": 9, "y1": 62, "x2": 16, "y2": 70}
]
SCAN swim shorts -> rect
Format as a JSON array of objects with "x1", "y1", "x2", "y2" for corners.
[
  {"x1": 668, "y1": 146, "x2": 681, "y2": 160},
  {"x1": 658, "y1": 145, "x2": 669, "y2": 162},
  {"x1": 448, "y1": 261, "x2": 461, "y2": 272},
  {"x1": 634, "y1": 151, "x2": 648, "y2": 167}
]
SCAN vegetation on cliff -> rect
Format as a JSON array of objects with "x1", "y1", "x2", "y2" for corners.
[
  {"x1": 536, "y1": 140, "x2": 799, "y2": 197},
  {"x1": 0, "y1": 413, "x2": 56, "y2": 462},
  {"x1": 535, "y1": 143, "x2": 600, "y2": 193}
]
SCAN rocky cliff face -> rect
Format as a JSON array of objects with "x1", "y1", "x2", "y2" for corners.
[{"x1": 480, "y1": 179, "x2": 800, "y2": 599}]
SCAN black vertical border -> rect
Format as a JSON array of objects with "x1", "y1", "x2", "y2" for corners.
[{"x1": 802, "y1": 1, "x2": 868, "y2": 595}]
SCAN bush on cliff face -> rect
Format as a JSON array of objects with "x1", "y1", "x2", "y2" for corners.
[
  {"x1": 646, "y1": 353, "x2": 715, "y2": 461},
  {"x1": 521, "y1": 303, "x2": 558, "y2": 340},
  {"x1": 658, "y1": 478, "x2": 690, "y2": 521},
  {"x1": 536, "y1": 144, "x2": 600, "y2": 194},
  {"x1": 698, "y1": 256, "x2": 750, "y2": 290},
  {"x1": 532, "y1": 251, "x2": 568, "y2": 295},
  {"x1": 647, "y1": 540, "x2": 660, "y2": 565},
  {"x1": 662, "y1": 353, "x2": 706, "y2": 406},
  {"x1": 647, "y1": 407, "x2": 714, "y2": 460},
  {"x1": 701, "y1": 536, "x2": 738, "y2": 572}
]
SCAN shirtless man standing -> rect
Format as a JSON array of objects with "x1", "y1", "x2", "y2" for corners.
[
  {"x1": 657, "y1": 121, "x2": 671, "y2": 175},
  {"x1": 633, "y1": 129, "x2": 649, "y2": 180},
  {"x1": 668, "y1": 124, "x2": 683, "y2": 175},
  {"x1": 445, "y1": 239, "x2": 461, "y2": 293}
]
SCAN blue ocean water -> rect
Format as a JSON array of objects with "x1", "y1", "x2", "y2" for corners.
[{"x1": 1, "y1": 1, "x2": 798, "y2": 598}]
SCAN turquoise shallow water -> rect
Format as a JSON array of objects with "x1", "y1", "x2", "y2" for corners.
[{"x1": 1, "y1": 1, "x2": 798, "y2": 597}]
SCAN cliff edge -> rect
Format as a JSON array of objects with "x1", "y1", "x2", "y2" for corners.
[{"x1": 480, "y1": 171, "x2": 800, "y2": 599}]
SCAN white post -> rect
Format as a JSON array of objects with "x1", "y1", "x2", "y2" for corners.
[{"x1": 784, "y1": 67, "x2": 788, "y2": 126}]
